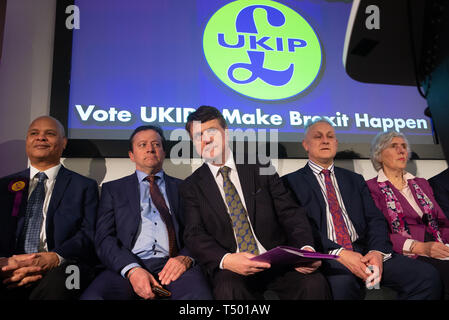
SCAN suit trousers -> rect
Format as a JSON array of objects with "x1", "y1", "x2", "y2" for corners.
[
  {"x1": 0, "y1": 261, "x2": 95, "y2": 300},
  {"x1": 417, "y1": 256, "x2": 449, "y2": 300},
  {"x1": 322, "y1": 253, "x2": 442, "y2": 300},
  {"x1": 80, "y1": 257, "x2": 212, "y2": 300},
  {"x1": 212, "y1": 266, "x2": 331, "y2": 300}
]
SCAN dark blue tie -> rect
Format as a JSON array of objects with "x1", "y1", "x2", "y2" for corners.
[{"x1": 21, "y1": 172, "x2": 48, "y2": 253}]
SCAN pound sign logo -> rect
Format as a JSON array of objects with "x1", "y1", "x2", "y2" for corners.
[{"x1": 203, "y1": 0, "x2": 322, "y2": 100}]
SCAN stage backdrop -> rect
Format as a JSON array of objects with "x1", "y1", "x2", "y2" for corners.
[{"x1": 63, "y1": 0, "x2": 432, "y2": 148}]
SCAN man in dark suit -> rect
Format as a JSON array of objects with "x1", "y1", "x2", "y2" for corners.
[
  {"x1": 429, "y1": 168, "x2": 449, "y2": 220},
  {"x1": 179, "y1": 106, "x2": 330, "y2": 300},
  {"x1": 0, "y1": 116, "x2": 99, "y2": 299},
  {"x1": 282, "y1": 118, "x2": 442, "y2": 299},
  {"x1": 81, "y1": 125, "x2": 212, "y2": 300}
]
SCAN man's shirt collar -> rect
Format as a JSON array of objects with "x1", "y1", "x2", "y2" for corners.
[
  {"x1": 308, "y1": 160, "x2": 335, "y2": 175},
  {"x1": 29, "y1": 163, "x2": 61, "y2": 181}
]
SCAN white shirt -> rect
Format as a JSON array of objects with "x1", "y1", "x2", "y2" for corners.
[
  {"x1": 309, "y1": 161, "x2": 391, "y2": 261},
  {"x1": 206, "y1": 153, "x2": 267, "y2": 268},
  {"x1": 307, "y1": 161, "x2": 358, "y2": 256},
  {"x1": 28, "y1": 164, "x2": 64, "y2": 263}
]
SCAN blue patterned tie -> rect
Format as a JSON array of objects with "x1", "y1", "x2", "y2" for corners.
[
  {"x1": 219, "y1": 166, "x2": 259, "y2": 255},
  {"x1": 21, "y1": 172, "x2": 48, "y2": 253}
]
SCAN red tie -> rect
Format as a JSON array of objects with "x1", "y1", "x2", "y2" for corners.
[
  {"x1": 322, "y1": 169, "x2": 353, "y2": 250},
  {"x1": 146, "y1": 175, "x2": 178, "y2": 257}
]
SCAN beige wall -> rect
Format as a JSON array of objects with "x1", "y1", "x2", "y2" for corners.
[
  {"x1": 61, "y1": 157, "x2": 448, "y2": 187},
  {"x1": 0, "y1": 0, "x2": 56, "y2": 176}
]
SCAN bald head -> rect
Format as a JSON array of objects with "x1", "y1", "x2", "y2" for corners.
[
  {"x1": 304, "y1": 118, "x2": 335, "y2": 137},
  {"x1": 29, "y1": 116, "x2": 66, "y2": 137},
  {"x1": 26, "y1": 116, "x2": 67, "y2": 170},
  {"x1": 302, "y1": 120, "x2": 338, "y2": 168}
]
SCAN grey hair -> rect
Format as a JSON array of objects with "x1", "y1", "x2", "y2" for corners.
[
  {"x1": 304, "y1": 117, "x2": 335, "y2": 136},
  {"x1": 370, "y1": 131, "x2": 411, "y2": 171}
]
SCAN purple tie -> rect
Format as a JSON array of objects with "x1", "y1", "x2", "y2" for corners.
[
  {"x1": 146, "y1": 175, "x2": 178, "y2": 257},
  {"x1": 322, "y1": 169, "x2": 353, "y2": 250}
]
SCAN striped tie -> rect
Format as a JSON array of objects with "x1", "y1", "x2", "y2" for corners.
[{"x1": 322, "y1": 169, "x2": 353, "y2": 250}]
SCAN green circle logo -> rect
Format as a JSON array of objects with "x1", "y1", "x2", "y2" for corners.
[{"x1": 203, "y1": 0, "x2": 322, "y2": 100}]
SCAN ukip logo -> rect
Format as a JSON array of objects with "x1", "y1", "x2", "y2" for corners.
[{"x1": 203, "y1": 0, "x2": 322, "y2": 100}]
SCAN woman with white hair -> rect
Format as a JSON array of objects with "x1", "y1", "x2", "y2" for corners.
[{"x1": 366, "y1": 131, "x2": 449, "y2": 299}]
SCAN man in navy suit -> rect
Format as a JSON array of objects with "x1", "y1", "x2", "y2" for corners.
[
  {"x1": 81, "y1": 125, "x2": 212, "y2": 300},
  {"x1": 429, "y1": 168, "x2": 449, "y2": 220},
  {"x1": 282, "y1": 118, "x2": 442, "y2": 299},
  {"x1": 0, "y1": 116, "x2": 99, "y2": 299},
  {"x1": 180, "y1": 106, "x2": 330, "y2": 300}
]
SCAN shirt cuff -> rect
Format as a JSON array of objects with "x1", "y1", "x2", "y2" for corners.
[
  {"x1": 368, "y1": 250, "x2": 392, "y2": 262},
  {"x1": 55, "y1": 253, "x2": 65, "y2": 266},
  {"x1": 301, "y1": 245, "x2": 315, "y2": 252},
  {"x1": 403, "y1": 239, "x2": 416, "y2": 256},
  {"x1": 121, "y1": 263, "x2": 141, "y2": 278},
  {"x1": 330, "y1": 247, "x2": 344, "y2": 256},
  {"x1": 180, "y1": 255, "x2": 195, "y2": 267},
  {"x1": 219, "y1": 253, "x2": 231, "y2": 270}
]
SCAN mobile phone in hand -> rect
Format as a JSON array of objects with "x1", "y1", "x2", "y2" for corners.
[{"x1": 152, "y1": 286, "x2": 171, "y2": 297}]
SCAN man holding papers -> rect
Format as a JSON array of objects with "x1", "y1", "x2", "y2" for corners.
[
  {"x1": 283, "y1": 118, "x2": 442, "y2": 299},
  {"x1": 180, "y1": 106, "x2": 331, "y2": 300},
  {"x1": 252, "y1": 246, "x2": 338, "y2": 266}
]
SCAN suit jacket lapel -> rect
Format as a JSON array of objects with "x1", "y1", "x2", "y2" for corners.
[
  {"x1": 164, "y1": 174, "x2": 179, "y2": 217},
  {"x1": 46, "y1": 166, "x2": 72, "y2": 249},
  {"x1": 15, "y1": 169, "x2": 31, "y2": 248},
  {"x1": 235, "y1": 163, "x2": 256, "y2": 224},
  {"x1": 126, "y1": 173, "x2": 142, "y2": 245},
  {"x1": 47, "y1": 166, "x2": 71, "y2": 215},
  {"x1": 197, "y1": 163, "x2": 230, "y2": 224},
  {"x1": 163, "y1": 173, "x2": 182, "y2": 248},
  {"x1": 334, "y1": 167, "x2": 359, "y2": 230},
  {"x1": 303, "y1": 165, "x2": 327, "y2": 231}
]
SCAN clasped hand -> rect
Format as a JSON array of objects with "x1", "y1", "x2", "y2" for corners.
[
  {"x1": 337, "y1": 250, "x2": 383, "y2": 287},
  {"x1": 0, "y1": 252, "x2": 59, "y2": 288}
]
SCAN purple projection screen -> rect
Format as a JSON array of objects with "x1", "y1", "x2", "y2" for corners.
[{"x1": 65, "y1": 0, "x2": 432, "y2": 146}]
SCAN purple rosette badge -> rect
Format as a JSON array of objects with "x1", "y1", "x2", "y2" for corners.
[{"x1": 8, "y1": 178, "x2": 28, "y2": 217}]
